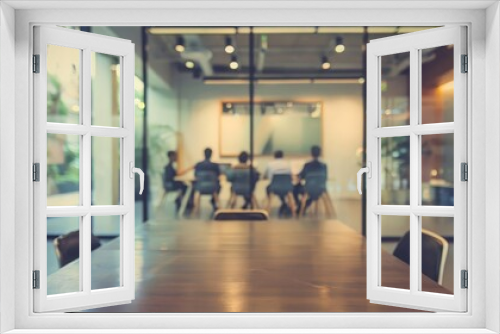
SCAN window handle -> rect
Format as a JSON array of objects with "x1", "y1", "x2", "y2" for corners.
[
  {"x1": 129, "y1": 161, "x2": 145, "y2": 195},
  {"x1": 357, "y1": 162, "x2": 372, "y2": 195}
]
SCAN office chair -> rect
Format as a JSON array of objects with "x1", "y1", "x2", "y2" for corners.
[
  {"x1": 54, "y1": 230, "x2": 101, "y2": 267},
  {"x1": 192, "y1": 171, "x2": 220, "y2": 216},
  {"x1": 226, "y1": 168, "x2": 260, "y2": 209},
  {"x1": 392, "y1": 229, "x2": 449, "y2": 285},
  {"x1": 299, "y1": 172, "x2": 336, "y2": 218},
  {"x1": 156, "y1": 181, "x2": 184, "y2": 209},
  {"x1": 265, "y1": 174, "x2": 296, "y2": 216}
]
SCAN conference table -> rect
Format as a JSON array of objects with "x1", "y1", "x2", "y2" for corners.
[{"x1": 47, "y1": 219, "x2": 449, "y2": 313}]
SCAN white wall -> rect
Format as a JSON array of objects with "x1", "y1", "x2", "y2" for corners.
[{"x1": 177, "y1": 73, "x2": 364, "y2": 200}]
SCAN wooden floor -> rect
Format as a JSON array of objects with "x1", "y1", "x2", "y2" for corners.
[{"x1": 59, "y1": 219, "x2": 449, "y2": 313}]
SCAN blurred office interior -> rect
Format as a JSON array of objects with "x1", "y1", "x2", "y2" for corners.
[{"x1": 46, "y1": 26, "x2": 456, "y2": 312}]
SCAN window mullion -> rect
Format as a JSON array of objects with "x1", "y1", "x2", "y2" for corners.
[
  {"x1": 82, "y1": 47, "x2": 92, "y2": 294},
  {"x1": 409, "y1": 48, "x2": 420, "y2": 295}
]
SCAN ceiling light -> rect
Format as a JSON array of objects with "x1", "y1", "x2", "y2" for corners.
[
  {"x1": 229, "y1": 55, "x2": 239, "y2": 70},
  {"x1": 358, "y1": 77, "x2": 365, "y2": 84},
  {"x1": 335, "y1": 36, "x2": 345, "y2": 53},
  {"x1": 321, "y1": 56, "x2": 331, "y2": 70},
  {"x1": 174, "y1": 36, "x2": 185, "y2": 53},
  {"x1": 185, "y1": 60, "x2": 195, "y2": 69},
  {"x1": 225, "y1": 36, "x2": 235, "y2": 54}
]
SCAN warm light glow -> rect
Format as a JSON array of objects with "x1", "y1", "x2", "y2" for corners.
[
  {"x1": 138, "y1": 102, "x2": 145, "y2": 110},
  {"x1": 225, "y1": 45, "x2": 235, "y2": 54},
  {"x1": 335, "y1": 44, "x2": 345, "y2": 53},
  {"x1": 431, "y1": 169, "x2": 438, "y2": 177},
  {"x1": 439, "y1": 80, "x2": 454, "y2": 92},
  {"x1": 321, "y1": 62, "x2": 331, "y2": 70},
  {"x1": 175, "y1": 44, "x2": 185, "y2": 53},
  {"x1": 185, "y1": 60, "x2": 195, "y2": 69},
  {"x1": 229, "y1": 61, "x2": 239, "y2": 70},
  {"x1": 71, "y1": 105, "x2": 80, "y2": 113},
  {"x1": 358, "y1": 77, "x2": 365, "y2": 84}
]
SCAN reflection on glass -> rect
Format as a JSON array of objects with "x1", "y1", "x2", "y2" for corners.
[
  {"x1": 421, "y1": 217, "x2": 453, "y2": 294},
  {"x1": 220, "y1": 101, "x2": 322, "y2": 156},
  {"x1": 381, "y1": 137, "x2": 410, "y2": 205},
  {"x1": 421, "y1": 133, "x2": 454, "y2": 206},
  {"x1": 47, "y1": 44, "x2": 81, "y2": 124},
  {"x1": 91, "y1": 52, "x2": 121, "y2": 127},
  {"x1": 421, "y1": 45, "x2": 454, "y2": 124},
  {"x1": 381, "y1": 215, "x2": 410, "y2": 290},
  {"x1": 47, "y1": 217, "x2": 80, "y2": 295},
  {"x1": 91, "y1": 216, "x2": 121, "y2": 290},
  {"x1": 381, "y1": 52, "x2": 410, "y2": 127},
  {"x1": 92, "y1": 137, "x2": 121, "y2": 205},
  {"x1": 47, "y1": 134, "x2": 80, "y2": 206}
]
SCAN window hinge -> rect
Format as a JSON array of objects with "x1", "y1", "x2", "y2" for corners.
[
  {"x1": 461, "y1": 162, "x2": 468, "y2": 181},
  {"x1": 461, "y1": 54, "x2": 468, "y2": 73},
  {"x1": 461, "y1": 270, "x2": 468, "y2": 289},
  {"x1": 33, "y1": 54, "x2": 40, "y2": 73},
  {"x1": 33, "y1": 163, "x2": 40, "y2": 182},
  {"x1": 33, "y1": 270, "x2": 40, "y2": 289}
]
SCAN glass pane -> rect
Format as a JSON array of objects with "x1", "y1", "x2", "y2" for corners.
[
  {"x1": 47, "y1": 133, "x2": 80, "y2": 206},
  {"x1": 381, "y1": 52, "x2": 410, "y2": 127},
  {"x1": 381, "y1": 215, "x2": 410, "y2": 290},
  {"x1": 91, "y1": 216, "x2": 120, "y2": 290},
  {"x1": 92, "y1": 137, "x2": 121, "y2": 206},
  {"x1": 421, "y1": 45, "x2": 454, "y2": 124},
  {"x1": 381, "y1": 137, "x2": 410, "y2": 205},
  {"x1": 421, "y1": 217, "x2": 453, "y2": 294},
  {"x1": 47, "y1": 44, "x2": 81, "y2": 124},
  {"x1": 421, "y1": 133, "x2": 454, "y2": 206},
  {"x1": 47, "y1": 217, "x2": 80, "y2": 295},
  {"x1": 91, "y1": 52, "x2": 121, "y2": 127}
]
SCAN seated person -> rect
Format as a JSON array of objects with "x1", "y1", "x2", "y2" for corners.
[
  {"x1": 163, "y1": 150, "x2": 192, "y2": 211},
  {"x1": 264, "y1": 150, "x2": 292, "y2": 215},
  {"x1": 228, "y1": 151, "x2": 260, "y2": 209},
  {"x1": 194, "y1": 148, "x2": 221, "y2": 211},
  {"x1": 293, "y1": 145, "x2": 328, "y2": 214}
]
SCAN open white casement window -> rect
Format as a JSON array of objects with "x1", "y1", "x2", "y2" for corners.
[
  {"x1": 361, "y1": 26, "x2": 467, "y2": 312},
  {"x1": 33, "y1": 26, "x2": 141, "y2": 312}
]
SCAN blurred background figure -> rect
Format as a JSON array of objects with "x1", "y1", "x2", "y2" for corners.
[{"x1": 294, "y1": 145, "x2": 328, "y2": 215}]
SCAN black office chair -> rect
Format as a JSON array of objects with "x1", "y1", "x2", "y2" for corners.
[
  {"x1": 299, "y1": 172, "x2": 336, "y2": 218},
  {"x1": 192, "y1": 171, "x2": 220, "y2": 216},
  {"x1": 54, "y1": 230, "x2": 101, "y2": 267},
  {"x1": 213, "y1": 209, "x2": 269, "y2": 221},
  {"x1": 226, "y1": 168, "x2": 260, "y2": 209},
  {"x1": 266, "y1": 174, "x2": 296, "y2": 216},
  {"x1": 392, "y1": 229, "x2": 449, "y2": 284}
]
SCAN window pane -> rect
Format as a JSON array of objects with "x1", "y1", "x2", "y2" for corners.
[
  {"x1": 47, "y1": 44, "x2": 80, "y2": 124},
  {"x1": 47, "y1": 217, "x2": 80, "y2": 295},
  {"x1": 421, "y1": 45, "x2": 454, "y2": 124},
  {"x1": 47, "y1": 133, "x2": 80, "y2": 206},
  {"x1": 91, "y1": 52, "x2": 121, "y2": 127},
  {"x1": 421, "y1": 217, "x2": 453, "y2": 294},
  {"x1": 381, "y1": 215, "x2": 410, "y2": 290},
  {"x1": 421, "y1": 133, "x2": 454, "y2": 206},
  {"x1": 381, "y1": 137, "x2": 410, "y2": 205},
  {"x1": 92, "y1": 137, "x2": 121, "y2": 205},
  {"x1": 91, "y1": 216, "x2": 121, "y2": 290},
  {"x1": 381, "y1": 52, "x2": 410, "y2": 127}
]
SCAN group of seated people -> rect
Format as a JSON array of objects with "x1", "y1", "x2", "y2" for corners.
[{"x1": 163, "y1": 145, "x2": 327, "y2": 216}]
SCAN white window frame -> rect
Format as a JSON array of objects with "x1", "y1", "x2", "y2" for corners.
[
  {"x1": 33, "y1": 26, "x2": 136, "y2": 312},
  {"x1": 1, "y1": 2, "x2": 499, "y2": 333},
  {"x1": 366, "y1": 26, "x2": 467, "y2": 312}
]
